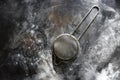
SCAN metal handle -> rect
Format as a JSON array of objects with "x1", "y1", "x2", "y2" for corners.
[{"x1": 71, "y1": 6, "x2": 99, "y2": 40}]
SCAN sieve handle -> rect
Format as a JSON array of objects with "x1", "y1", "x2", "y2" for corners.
[{"x1": 71, "y1": 6, "x2": 99, "y2": 40}]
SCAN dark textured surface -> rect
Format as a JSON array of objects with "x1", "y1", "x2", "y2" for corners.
[{"x1": 0, "y1": 0, "x2": 120, "y2": 80}]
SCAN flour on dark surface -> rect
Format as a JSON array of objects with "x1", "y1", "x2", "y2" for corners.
[{"x1": 0, "y1": 0, "x2": 120, "y2": 80}]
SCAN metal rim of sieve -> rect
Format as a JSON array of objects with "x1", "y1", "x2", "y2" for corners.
[{"x1": 52, "y1": 34, "x2": 80, "y2": 61}]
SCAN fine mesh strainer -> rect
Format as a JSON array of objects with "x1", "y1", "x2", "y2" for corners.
[{"x1": 52, "y1": 6, "x2": 99, "y2": 65}]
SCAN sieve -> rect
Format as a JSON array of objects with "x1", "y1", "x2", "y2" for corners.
[{"x1": 52, "y1": 6, "x2": 99, "y2": 65}]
